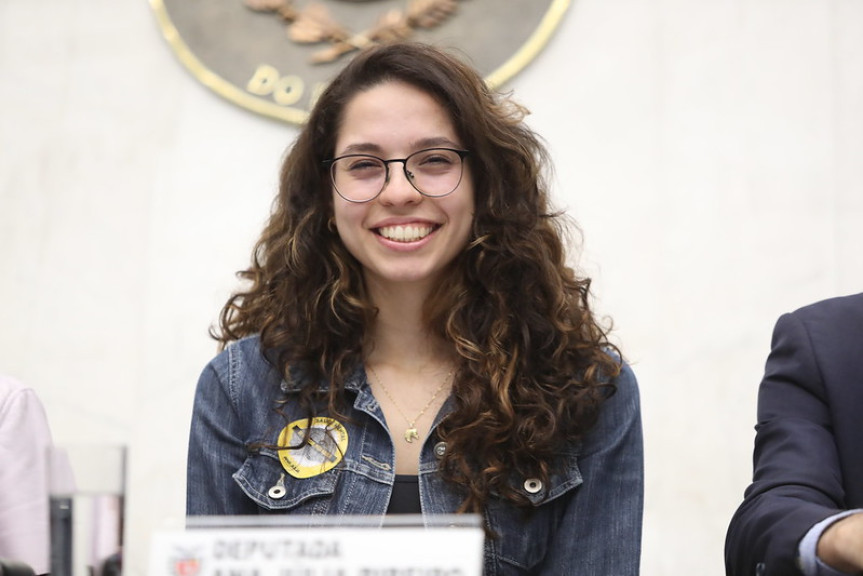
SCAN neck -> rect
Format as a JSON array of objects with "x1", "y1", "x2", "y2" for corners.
[
  {"x1": 365, "y1": 278, "x2": 449, "y2": 370},
  {"x1": 366, "y1": 316, "x2": 451, "y2": 372}
]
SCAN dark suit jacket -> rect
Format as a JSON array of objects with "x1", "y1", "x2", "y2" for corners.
[{"x1": 725, "y1": 292, "x2": 863, "y2": 576}]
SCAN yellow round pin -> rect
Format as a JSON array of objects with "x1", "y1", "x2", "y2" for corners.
[{"x1": 277, "y1": 417, "x2": 349, "y2": 479}]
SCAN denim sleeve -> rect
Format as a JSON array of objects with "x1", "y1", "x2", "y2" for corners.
[
  {"x1": 186, "y1": 347, "x2": 259, "y2": 515},
  {"x1": 798, "y1": 510, "x2": 863, "y2": 576},
  {"x1": 538, "y1": 362, "x2": 644, "y2": 575}
]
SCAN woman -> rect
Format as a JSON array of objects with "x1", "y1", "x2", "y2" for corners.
[{"x1": 187, "y1": 41, "x2": 643, "y2": 575}]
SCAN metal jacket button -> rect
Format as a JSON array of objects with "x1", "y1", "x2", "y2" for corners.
[
  {"x1": 523, "y1": 478, "x2": 543, "y2": 494},
  {"x1": 268, "y1": 473, "x2": 287, "y2": 499},
  {"x1": 433, "y1": 442, "x2": 447, "y2": 459}
]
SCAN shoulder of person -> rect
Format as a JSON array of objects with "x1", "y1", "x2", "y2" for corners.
[
  {"x1": 612, "y1": 360, "x2": 639, "y2": 399},
  {"x1": 792, "y1": 292, "x2": 863, "y2": 322},
  {"x1": 202, "y1": 334, "x2": 283, "y2": 389},
  {"x1": 781, "y1": 292, "x2": 863, "y2": 349},
  {"x1": 210, "y1": 334, "x2": 269, "y2": 368},
  {"x1": 577, "y1": 352, "x2": 641, "y2": 455},
  {"x1": 0, "y1": 374, "x2": 42, "y2": 412},
  {"x1": 598, "y1": 347, "x2": 639, "y2": 400},
  {"x1": 0, "y1": 373, "x2": 26, "y2": 398}
]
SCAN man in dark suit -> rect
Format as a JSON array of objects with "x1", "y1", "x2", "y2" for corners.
[{"x1": 726, "y1": 292, "x2": 863, "y2": 576}]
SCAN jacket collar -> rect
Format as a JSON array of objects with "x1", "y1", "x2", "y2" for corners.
[{"x1": 280, "y1": 362, "x2": 367, "y2": 394}]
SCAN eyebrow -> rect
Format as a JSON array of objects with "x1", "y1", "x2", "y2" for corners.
[{"x1": 337, "y1": 137, "x2": 463, "y2": 157}]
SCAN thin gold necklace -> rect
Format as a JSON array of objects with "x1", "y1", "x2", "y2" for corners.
[{"x1": 367, "y1": 364, "x2": 452, "y2": 444}]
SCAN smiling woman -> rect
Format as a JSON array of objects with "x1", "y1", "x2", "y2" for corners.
[{"x1": 186, "y1": 41, "x2": 644, "y2": 575}]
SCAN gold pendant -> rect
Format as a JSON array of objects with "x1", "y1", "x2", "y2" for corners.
[{"x1": 404, "y1": 428, "x2": 419, "y2": 443}]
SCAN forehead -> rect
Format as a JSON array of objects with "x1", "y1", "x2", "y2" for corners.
[{"x1": 334, "y1": 80, "x2": 459, "y2": 154}]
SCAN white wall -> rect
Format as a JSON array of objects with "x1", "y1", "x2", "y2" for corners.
[{"x1": 1, "y1": 1, "x2": 861, "y2": 574}]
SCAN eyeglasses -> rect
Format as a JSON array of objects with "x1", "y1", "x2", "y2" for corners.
[{"x1": 323, "y1": 147, "x2": 470, "y2": 203}]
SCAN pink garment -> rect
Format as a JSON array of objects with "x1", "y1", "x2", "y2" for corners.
[{"x1": 0, "y1": 375, "x2": 53, "y2": 575}]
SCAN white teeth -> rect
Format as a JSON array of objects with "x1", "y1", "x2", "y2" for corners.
[{"x1": 378, "y1": 224, "x2": 434, "y2": 242}]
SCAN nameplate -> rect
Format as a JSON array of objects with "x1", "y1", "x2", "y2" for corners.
[{"x1": 149, "y1": 519, "x2": 484, "y2": 576}]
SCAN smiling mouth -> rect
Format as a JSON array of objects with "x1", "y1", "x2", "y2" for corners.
[{"x1": 376, "y1": 224, "x2": 437, "y2": 242}]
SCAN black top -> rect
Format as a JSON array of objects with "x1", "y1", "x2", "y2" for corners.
[{"x1": 386, "y1": 475, "x2": 421, "y2": 514}]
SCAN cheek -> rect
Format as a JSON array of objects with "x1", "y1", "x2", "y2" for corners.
[
  {"x1": 331, "y1": 194, "x2": 350, "y2": 231},
  {"x1": 331, "y1": 200, "x2": 365, "y2": 244},
  {"x1": 454, "y1": 185, "x2": 476, "y2": 229},
  {"x1": 460, "y1": 173, "x2": 476, "y2": 213},
  {"x1": 443, "y1": 198, "x2": 475, "y2": 248}
]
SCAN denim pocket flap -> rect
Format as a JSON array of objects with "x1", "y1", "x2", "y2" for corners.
[
  {"x1": 487, "y1": 452, "x2": 584, "y2": 570},
  {"x1": 233, "y1": 448, "x2": 339, "y2": 511},
  {"x1": 519, "y1": 453, "x2": 583, "y2": 506}
]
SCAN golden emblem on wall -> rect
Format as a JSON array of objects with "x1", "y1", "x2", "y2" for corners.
[{"x1": 149, "y1": 0, "x2": 571, "y2": 124}]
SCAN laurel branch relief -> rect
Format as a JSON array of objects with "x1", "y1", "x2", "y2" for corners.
[
  {"x1": 243, "y1": 0, "x2": 462, "y2": 64},
  {"x1": 239, "y1": 0, "x2": 461, "y2": 113}
]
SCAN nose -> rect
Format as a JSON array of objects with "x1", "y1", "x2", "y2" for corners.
[{"x1": 378, "y1": 160, "x2": 422, "y2": 205}]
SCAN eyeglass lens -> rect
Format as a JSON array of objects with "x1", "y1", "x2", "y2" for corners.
[{"x1": 330, "y1": 148, "x2": 465, "y2": 202}]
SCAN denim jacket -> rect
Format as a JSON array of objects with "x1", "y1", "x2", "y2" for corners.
[{"x1": 187, "y1": 335, "x2": 643, "y2": 575}]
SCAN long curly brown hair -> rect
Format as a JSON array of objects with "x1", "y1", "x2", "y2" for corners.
[{"x1": 215, "y1": 41, "x2": 621, "y2": 513}]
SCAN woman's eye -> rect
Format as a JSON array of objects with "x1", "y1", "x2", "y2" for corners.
[
  {"x1": 424, "y1": 155, "x2": 453, "y2": 165},
  {"x1": 416, "y1": 151, "x2": 456, "y2": 166},
  {"x1": 347, "y1": 159, "x2": 383, "y2": 172}
]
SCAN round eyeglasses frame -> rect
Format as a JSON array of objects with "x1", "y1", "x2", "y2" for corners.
[{"x1": 323, "y1": 147, "x2": 470, "y2": 203}]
